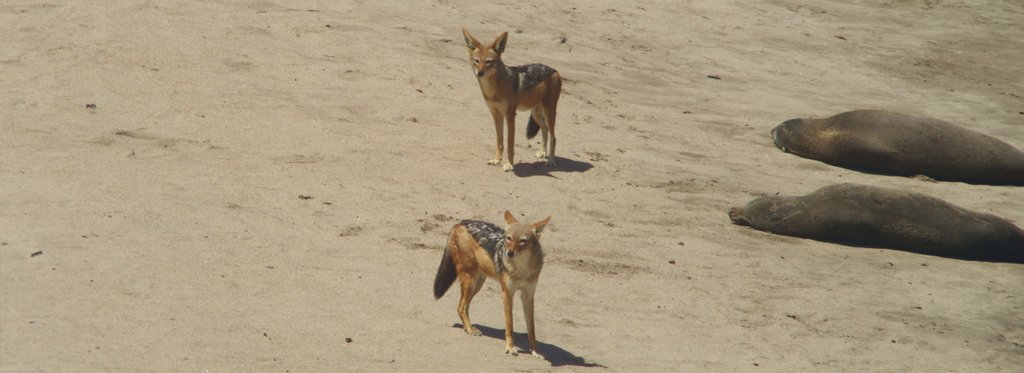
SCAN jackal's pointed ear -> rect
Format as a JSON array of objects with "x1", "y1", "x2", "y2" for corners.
[
  {"x1": 503, "y1": 210, "x2": 519, "y2": 225},
  {"x1": 532, "y1": 216, "x2": 551, "y2": 234},
  {"x1": 462, "y1": 29, "x2": 480, "y2": 50},
  {"x1": 491, "y1": 31, "x2": 508, "y2": 55}
]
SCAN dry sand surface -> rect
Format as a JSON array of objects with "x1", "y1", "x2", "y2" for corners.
[{"x1": 2, "y1": 0, "x2": 1023, "y2": 371}]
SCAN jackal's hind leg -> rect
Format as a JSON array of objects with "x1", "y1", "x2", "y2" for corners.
[
  {"x1": 457, "y1": 273, "x2": 486, "y2": 336},
  {"x1": 531, "y1": 109, "x2": 548, "y2": 159},
  {"x1": 543, "y1": 104, "x2": 557, "y2": 167}
]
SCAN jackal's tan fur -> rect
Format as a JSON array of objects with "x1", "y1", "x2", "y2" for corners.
[
  {"x1": 462, "y1": 29, "x2": 562, "y2": 172},
  {"x1": 433, "y1": 211, "x2": 551, "y2": 357}
]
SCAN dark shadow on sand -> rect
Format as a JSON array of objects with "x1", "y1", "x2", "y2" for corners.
[
  {"x1": 453, "y1": 324, "x2": 606, "y2": 368},
  {"x1": 795, "y1": 235, "x2": 1024, "y2": 264},
  {"x1": 513, "y1": 156, "x2": 594, "y2": 178}
]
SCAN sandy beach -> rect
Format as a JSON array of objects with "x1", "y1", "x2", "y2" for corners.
[{"x1": 2, "y1": 1, "x2": 1022, "y2": 371}]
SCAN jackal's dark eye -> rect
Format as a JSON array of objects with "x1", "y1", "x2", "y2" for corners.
[
  {"x1": 473, "y1": 58, "x2": 480, "y2": 64},
  {"x1": 505, "y1": 236, "x2": 512, "y2": 242}
]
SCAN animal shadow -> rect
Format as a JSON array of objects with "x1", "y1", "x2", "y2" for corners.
[
  {"x1": 453, "y1": 323, "x2": 606, "y2": 368},
  {"x1": 513, "y1": 156, "x2": 594, "y2": 178}
]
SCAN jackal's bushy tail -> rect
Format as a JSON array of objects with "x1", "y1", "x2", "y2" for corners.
[
  {"x1": 433, "y1": 245, "x2": 456, "y2": 299},
  {"x1": 527, "y1": 116, "x2": 540, "y2": 139}
]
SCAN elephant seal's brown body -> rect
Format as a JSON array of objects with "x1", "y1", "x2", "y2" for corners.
[
  {"x1": 772, "y1": 110, "x2": 1024, "y2": 185},
  {"x1": 729, "y1": 183, "x2": 1024, "y2": 263}
]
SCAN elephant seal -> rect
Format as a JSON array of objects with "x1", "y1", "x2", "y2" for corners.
[
  {"x1": 729, "y1": 183, "x2": 1024, "y2": 263},
  {"x1": 772, "y1": 110, "x2": 1024, "y2": 185}
]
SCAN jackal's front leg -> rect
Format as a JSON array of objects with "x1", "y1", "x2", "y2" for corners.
[
  {"x1": 501, "y1": 285, "x2": 517, "y2": 355},
  {"x1": 489, "y1": 109, "x2": 504, "y2": 166},
  {"x1": 521, "y1": 287, "x2": 544, "y2": 359}
]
